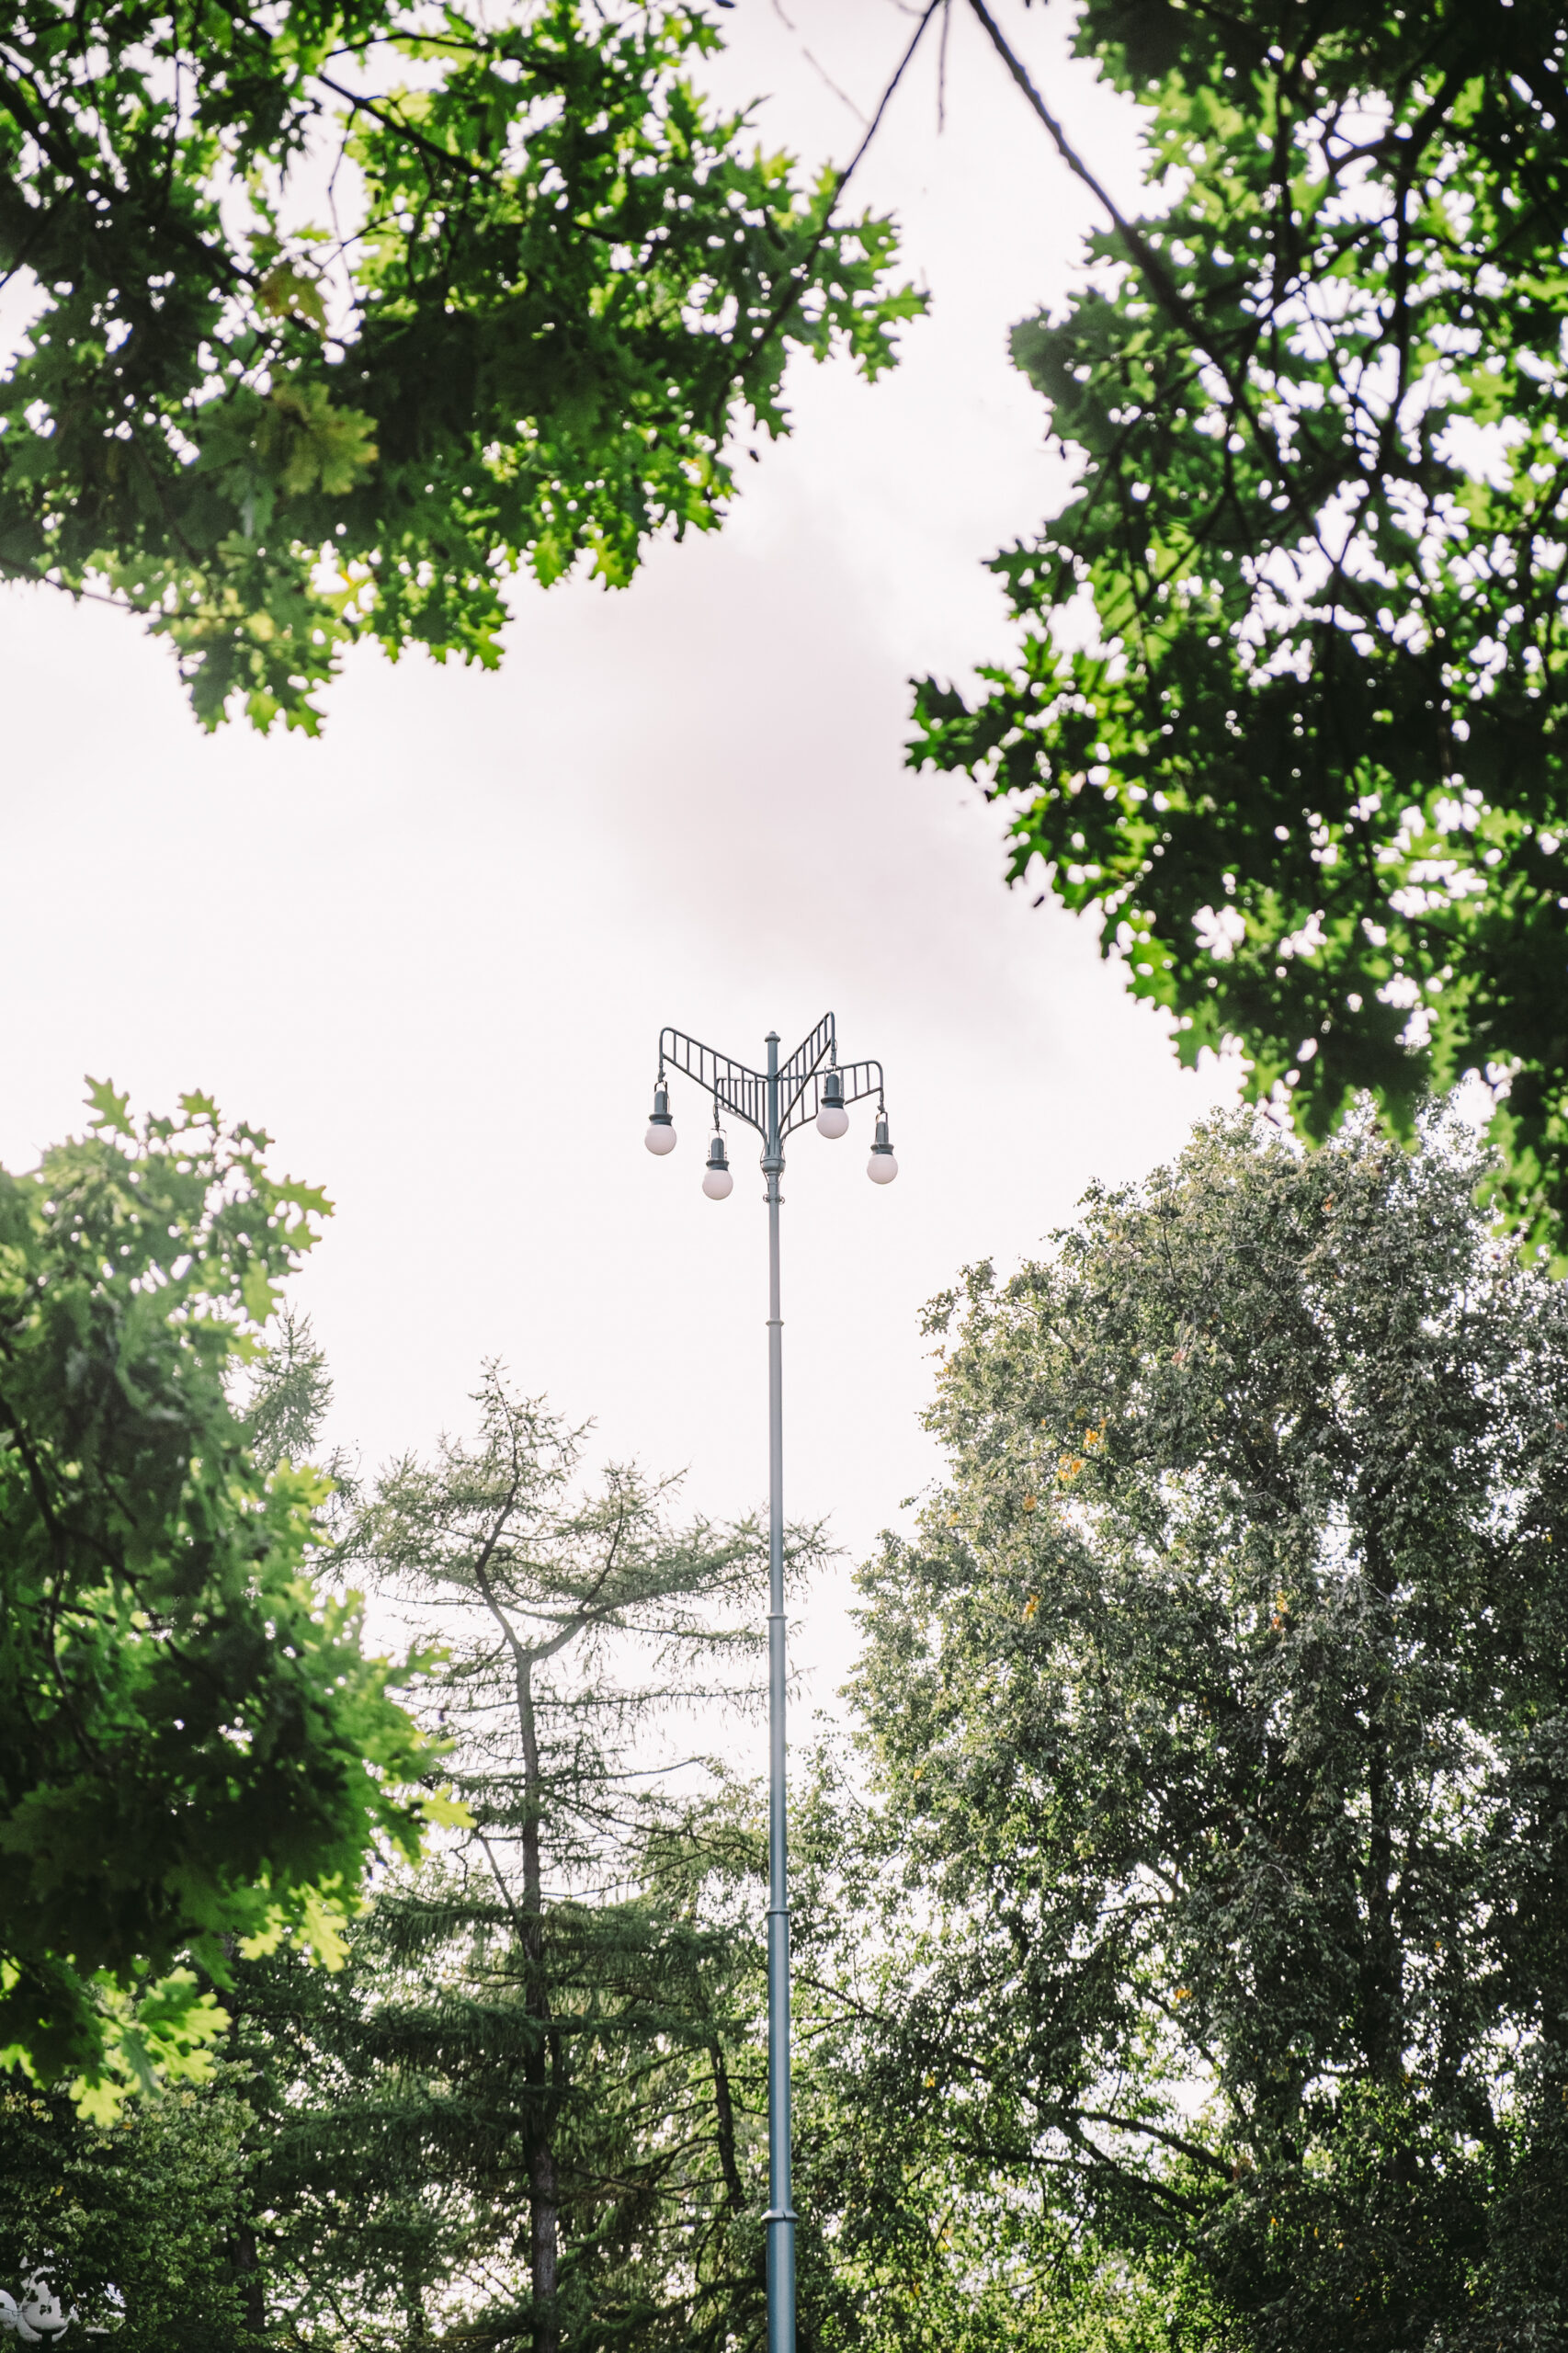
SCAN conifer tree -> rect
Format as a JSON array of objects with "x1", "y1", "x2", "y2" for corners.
[
  {"x1": 353, "y1": 1368, "x2": 773, "y2": 2347},
  {"x1": 223, "y1": 1364, "x2": 815, "y2": 2353}
]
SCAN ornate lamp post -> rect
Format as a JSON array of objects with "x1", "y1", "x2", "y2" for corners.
[{"x1": 643, "y1": 1012, "x2": 895, "y2": 2353}]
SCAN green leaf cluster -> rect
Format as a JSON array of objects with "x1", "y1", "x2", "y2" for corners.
[
  {"x1": 0, "y1": 2073, "x2": 256, "y2": 2353},
  {"x1": 0, "y1": 0, "x2": 922, "y2": 730},
  {"x1": 913, "y1": 2, "x2": 1568, "y2": 1256},
  {"x1": 0, "y1": 1087, "x2": 437, "y2": 2098}
]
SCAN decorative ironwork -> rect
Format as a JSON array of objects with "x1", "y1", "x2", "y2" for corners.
[
  {"x1": 657, "y1": 1027, "x2": 768, "y2": 1135},
  {"x1": 780, "y1": 1059, "x2": 884, "y2": 1140},
  {"x1": 657, "y1": 1013, "x2": 887, "y2": 1145}
]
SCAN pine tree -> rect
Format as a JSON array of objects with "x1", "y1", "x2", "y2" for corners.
[{"x1": 222, "y1": 1363, "x2": 818, "y2": 2352}]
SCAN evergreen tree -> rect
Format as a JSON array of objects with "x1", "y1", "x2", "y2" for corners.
[
  {"x1": 220, "y1": 1365, "x2": 817, "y2": 2352},
  {"x1": 351, "y1": 1368, "x2": 773, "y2": 2348}
]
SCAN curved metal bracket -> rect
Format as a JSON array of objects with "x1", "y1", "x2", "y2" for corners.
[
  {"x1": 781, "y1": 1058, "x2": 883, "y2": 1140},
  {"x1": 658, "y1": 1027, "x2": 767, "y2": 1136},
  {"x1": 658, "y1": 1015, "x2": 885, "y2": 1148}
]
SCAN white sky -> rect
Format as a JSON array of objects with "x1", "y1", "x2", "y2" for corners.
[{"x1": 0, "y1": 1, "x2": 1239, "y2": 1715}]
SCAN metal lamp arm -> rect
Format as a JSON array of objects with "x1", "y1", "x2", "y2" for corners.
[
  {"x1": 779, "y1": 1060, "x2": 885, "y2": 1141},
  {"x1": 659, "y1": 1017, "x2": 887, "y2": 1149},
  {"x1": 777, "y1": 1012, "x2": 836, "y2": 1093},
  {"x1": 658, "y1": 1027, "x2": 767, "y2": 1136}
]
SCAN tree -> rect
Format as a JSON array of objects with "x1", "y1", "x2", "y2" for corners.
[
  {"x1": 912, "y1": 1, "x2": 1568, "y2": 1258},
  {"x1": 771, "y1": 1738, "x2": 1202, "y2": 2353},
  {"x1": 227, "y1": 1799, "x2": 776, "y2": 2353},
  {"x1": 0, "y1": 2071, "x2": 256, "y2": 2353},
  {"x1": 0, "y1": 0, "x2": 919, "y2": 733},
  {"x1": 244, "y1": 1308, "x2": 339, "y2": 1483},
  {"x1": 846, "y1": 1109, "x2": 1568, "y2": 2351},
  {"x1": 352, "y1": 1368, "x2": 778, "y2": 2349},
  {"x1": 0, "y1": 1085, "x2": 436, "y2": 2101},
  {"x1": 214, "y1": 1366, "x2": 810, "y2": 2353}
]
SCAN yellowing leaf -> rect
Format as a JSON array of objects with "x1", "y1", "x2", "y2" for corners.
[
  {"x1": 299, "y1": 1886, "x2": 354, "y2": 1972},
  {"x1": 420, "y1": 1786, "x2": 475, "y2": 1830},
  {"x1": 257, "y1": 260, "x2": 328, "y2": 333},
  {"x1": 256, "y1": 383, "x2": 378, "y2": 499}
]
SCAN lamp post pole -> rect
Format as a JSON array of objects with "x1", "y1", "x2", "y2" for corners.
[
  {"x1": 644, "y1": 1013, "x2": 896, "y2": 2353},
  {"x1": 762, "y1": 1029, "x2": 793, "y2": 2353}
]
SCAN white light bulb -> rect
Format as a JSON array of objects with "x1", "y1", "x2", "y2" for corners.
[
  {"x1": 702, "y1": 1165, "x2": 734, "y2": 1199},
  {"x1": 867, "y1": 1151, "x2": 898, "y2": 1185},
  {"x1": 815, "y1": 1103, "x2": 849, "y2": 1140},
  {"x1": 645, "y1": 1123, "x2": 676, "y2": 1155}
]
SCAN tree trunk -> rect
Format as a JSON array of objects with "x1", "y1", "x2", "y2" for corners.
[
  {"x1": 403, "y1": 2247, "x2": 429, "y2": 2342},
  {"x1": 219, "y1": 1937, "x2": 267, "y2": 2339},
  {"x1": 1361, "y1": 1532, "x2": 1405, "y2": 2086},
  {"x1": 516, "y1": 1652, "x2": 561, "y2": 2353},
  {"x1": 229, "y1": 2223, "x2": 266, "y2": 2338},
  {"x1": 708, "y1": 2038, "x2": 747, "y2": 2219}
]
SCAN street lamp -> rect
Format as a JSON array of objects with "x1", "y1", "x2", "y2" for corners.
[
  {"x1": 644, "y1": 1081, "x2": 676, "y2": 1154},
  {"x1": 702, "y1": 1120, "x2": 734, "y2": 1200},
  {"x1": 642, "y1": 1013, "x2": 894, "y2": 2353}
]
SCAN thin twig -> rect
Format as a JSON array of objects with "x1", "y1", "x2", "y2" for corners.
[
  {"x1": 727, "y1": 0, "x2": 943, "y2": 407},
  {"x1": 937, "y1": 0, "x2": 951, "y2": 131},
  {"x1": 769, "y1": 0, "x2": 870, "y2": 126}
]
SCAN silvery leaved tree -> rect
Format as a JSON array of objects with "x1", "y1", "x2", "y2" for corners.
[{"x1": 847, "y1": 1111, "x2": 1568, "y2": 2352}]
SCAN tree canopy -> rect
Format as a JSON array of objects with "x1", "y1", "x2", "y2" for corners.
[
  {"x1": 9, "y1": 1111, "x2": 1568, "y2": 2349},
  {"x1": 0, "y1": 0, "x2": 919, "y2": 731},
  {"x1": 846, "y1": 1109, "x2": 1568, "y2": 2351},
  {"x1": 0, "y1": 1086, "x2": 437, "y2": 2103},
  {"x1": 0, "y1": 2073, "x2": 255, "y2": 2353},
  {"x1": 914, "y1": 0, "x2": 1568, "y2": 1258}
]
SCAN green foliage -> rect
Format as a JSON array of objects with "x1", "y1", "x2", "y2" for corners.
[
  {"x1": 218, "y1": 1366, "x2": 808, "y2": 2353},
  {"x1": 244, "y1": 1308, "x2": 337, "y2": 1476},
  {"x1": 0, "y1": 2073, "x2": 256, "y2": 2353},
  {"x1": 0, "y1": 1357, "x2": 801, "y2": 2352},
  {"x1": 0, "y1": 1087, "x2": 437, "y2": 2099},
  {"x1": 0, "y1": 0, "x2": 921, "y2": 732},
  {"x1": 846, "y1": 1110, "x2": 1568, "y2": 2352},
  {"x1": 913, "y1": 2, "x2": 1568, "y2": 1256},
  {"x1": 226, "y1": 1819, "x2": 776, "y2": 2353},
  {"x1": 783, "y1": 1749, "x2": 1210, "y2": 2353}
]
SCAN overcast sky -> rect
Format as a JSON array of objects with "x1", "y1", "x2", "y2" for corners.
[{"x1": 0, "y1": 1, "x2": 1240, "y2": 1708}]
